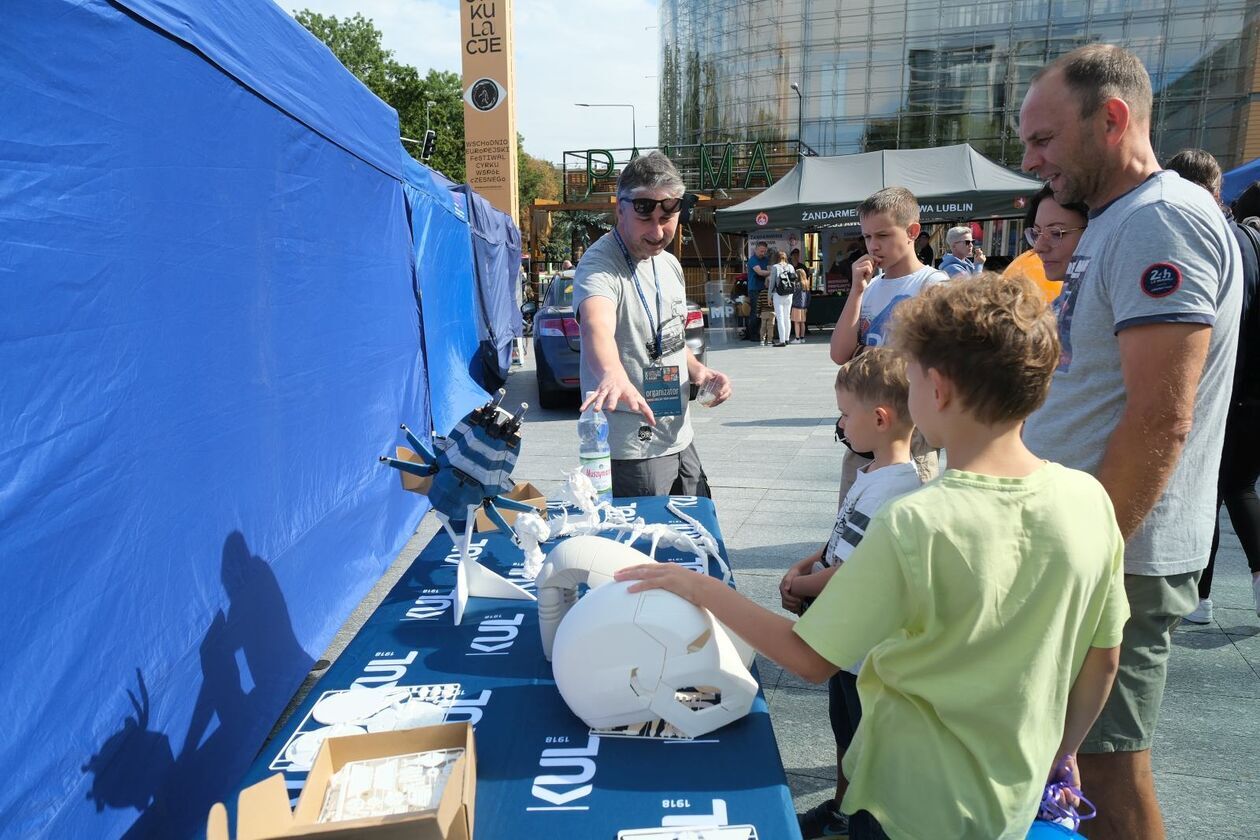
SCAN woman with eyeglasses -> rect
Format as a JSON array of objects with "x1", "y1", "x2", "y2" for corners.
[{"x1": 1024, "y1": 185, "x2": 1089, "y2": 292}]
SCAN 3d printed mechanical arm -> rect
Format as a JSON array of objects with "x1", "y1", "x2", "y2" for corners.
[{"x1": 534, "y1": 536, "x2": 658, "y2": 661}]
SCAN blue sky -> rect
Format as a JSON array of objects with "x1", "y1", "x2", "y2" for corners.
[{"x1": 286, "y1": 0, "x2": 661, "y2": 164}]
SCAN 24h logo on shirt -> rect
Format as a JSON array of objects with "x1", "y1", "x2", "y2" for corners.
[{"x1": 1140, "y1": 262, "x2": 1182, "y2": 298}]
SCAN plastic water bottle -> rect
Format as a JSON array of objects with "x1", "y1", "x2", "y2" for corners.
[{"x1": 578, "y1": 393, "x2": 613, "y2": 504}]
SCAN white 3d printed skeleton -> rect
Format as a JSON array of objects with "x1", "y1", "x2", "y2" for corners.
[
  {"x1": 535, "y1": 536, "x2": 757, "y2": 738},
  {"x1": 521, "y1": 470, "x2": 732, "y2": 584}
]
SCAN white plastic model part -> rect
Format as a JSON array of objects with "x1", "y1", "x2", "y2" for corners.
[
  {"x1": 550, "y1": 580, "x2": 758, "y2": 739},
  {"x1": 534, "y1": 535, "x2": 656, "y2": 660},
  {"x1": 512, "y1": 510, "x2": 552, "y2": 580}
]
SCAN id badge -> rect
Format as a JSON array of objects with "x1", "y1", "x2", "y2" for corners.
[{"x1": 642, "y1": 364, "x2": 684, "y2": 418}]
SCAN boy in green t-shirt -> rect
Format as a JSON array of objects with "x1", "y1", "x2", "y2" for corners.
[{"x1": 616, "y1": 273, "x2": 1129, "y2": 839}]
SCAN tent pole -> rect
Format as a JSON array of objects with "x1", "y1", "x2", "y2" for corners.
[{"x1": 716, "y1": 227, "x2": 722, "y2": 289}]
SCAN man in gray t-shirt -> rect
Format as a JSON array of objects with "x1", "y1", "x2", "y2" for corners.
[
  {"x1": 1025, "y1": 169, "x2": 1241, "y2": 575},
  {"x1": 573, "y1": 152, "x2": 732, "y2": 498},
  {"x1": 1020, "y1": 45, "x2": 1241, "y2": 840}
]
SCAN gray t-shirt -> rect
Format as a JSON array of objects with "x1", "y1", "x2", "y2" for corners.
[
  {"x1": 1023, "y1": 171, "x2": 1242, "y2": 576},
  {"x1": 573, "y1": 231, "x2": 694, "y2": 460}
]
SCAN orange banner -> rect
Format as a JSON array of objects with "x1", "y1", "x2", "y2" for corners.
[{"x1": 461, "y1": 0, "x2": 518, "y2": 221}]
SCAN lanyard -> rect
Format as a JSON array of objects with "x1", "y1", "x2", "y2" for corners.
[{"x1": 612, "y1": 229, "x2": 664, "y2": 360}]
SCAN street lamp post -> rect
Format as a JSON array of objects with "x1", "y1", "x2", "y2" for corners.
[
  {"x1": 789, "y1": 82, "x2": 804, "y2": 157},
  {"x1": 574, "y1": 102, "x2": 637, "y2": 150}
]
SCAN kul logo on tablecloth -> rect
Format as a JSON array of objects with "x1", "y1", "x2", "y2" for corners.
[
  {"x1": 469, "y1": 613, "x2": 525, "y2": 655},
  {"x1": 352, "y1": 651, "x2": 417, "y2": 689},
  {"x1": 529, "y1": 735, "x2": 601, "y2": 810},
  {"x1": 405, "y1": 590, "x2": 455, "y2": 621}
]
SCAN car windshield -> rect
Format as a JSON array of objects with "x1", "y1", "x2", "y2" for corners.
[{"x1": 545, "y1": 279, "x2": 574, "y2": 309}]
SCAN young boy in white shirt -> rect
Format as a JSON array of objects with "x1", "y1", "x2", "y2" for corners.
[
  {"x1": 778, "y1": 349, "x2": 925, "y2": 838},
  {"x1": 829, "y1": 187, "x2": 948, "y2": 367},
  {"x1": 829, "y1": 187, "x2": 945, "y2": 501},
  {"x1": 617, "y1": 273, "x2": 1128, "y2": 840}
]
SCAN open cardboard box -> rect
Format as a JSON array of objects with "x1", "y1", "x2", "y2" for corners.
[
  {"x1": 473, "y1": 481, "x2": 546, "y2": 532},
  {"x1": 207, "y1": 723, "x2": 475, "y2": 840},
  {"x1": 393, "y1": 447, "x2": 434, "y2": 495}
]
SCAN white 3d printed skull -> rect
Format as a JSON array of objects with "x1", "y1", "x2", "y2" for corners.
[{"x1": 550, "y1": 579, "x2": 758, "y2": 739}]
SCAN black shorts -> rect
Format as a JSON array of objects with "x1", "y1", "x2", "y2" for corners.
[{"x1": 827, "y1": 668, "x2": 862, "y2": 750}]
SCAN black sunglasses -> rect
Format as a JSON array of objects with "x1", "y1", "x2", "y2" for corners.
[{"x1": 623, "y1": 196, "x2": 683, "y2": 217}]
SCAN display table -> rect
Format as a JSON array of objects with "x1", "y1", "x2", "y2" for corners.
[{"x1": 228, "y1": 496, "x2": 800, "y2": 839}]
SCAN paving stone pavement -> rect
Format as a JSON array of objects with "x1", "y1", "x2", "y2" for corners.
[{"x1": 314, "y1": 327, "x2": 1260, "y2": 838}]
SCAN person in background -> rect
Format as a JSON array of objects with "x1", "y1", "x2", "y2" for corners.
[
  {"x1": 768, "y1": 249, "x2": 797, "y2": 347},
  {"x1": 1020, "y1": 45, "x2": 1241, "y2": 839},
  {"x1": 914, "y1": 230, "x2": 934, "y2": 267},
  {"x1": 938, "y1": 226, "x2": 986, "y2": 277},
  {"x1": 746, "y1": 241, "x2": 771, "y2": 341},
  {"x1": 1163, "y1": 149, "x2": 1260, "y2": 623},
  {"x1": 758, "y1": 285, "x2": 776, "y2": 346},
  {"x1": 790, "y1": 247, "x2": 812, "y2": 288},
  {"x1": 790, "y1": 267, "x2": 811, "y2": 343}
]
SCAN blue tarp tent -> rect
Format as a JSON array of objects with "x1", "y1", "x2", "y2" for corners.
[
  {"x1": 1223, "y1": 157, "x2": 1260, "y2": 206},
  {"x1": 0, "y1": 0, "x2": 510, "y2": 836},
  {"x1": 401, "y1": 157, "x2": 491, "y2": 433},
  {"x1": 457, "y1": 185, "x2": 524, "y2": 392},
  {"x1": 416, "y1": 171, "x2": 523, "y2": 392}
]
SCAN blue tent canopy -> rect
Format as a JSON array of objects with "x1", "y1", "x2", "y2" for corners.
[
  {"x1": 1223, "y1": 157, "x2": 1260, "y2": 206},
  {"x1": 0, "y1": 1, "x2": 522, "y2": 836}
]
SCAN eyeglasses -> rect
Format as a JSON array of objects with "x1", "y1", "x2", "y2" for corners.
[
  {"x1": 622, "y1": 195, "x2": 683, "y2": 217},
  {"x1": 1025, "y1": 226, "x2": 1086, "y2": 247},
  {"x1": 956, "y1": 239, "x2": 975, "y2": 246}
]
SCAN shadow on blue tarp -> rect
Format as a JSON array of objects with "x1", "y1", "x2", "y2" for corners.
[{"x1": 83, "y1": 533, "x2": 313, "y2": 839}]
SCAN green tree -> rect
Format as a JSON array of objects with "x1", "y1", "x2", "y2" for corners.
[{"x1": 294, "y1": 10, "x2": 465, "y2": 181}]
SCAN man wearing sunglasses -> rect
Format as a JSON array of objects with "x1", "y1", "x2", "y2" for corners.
[
  {"x1": 938, "y1": 226, "x2": 986, "y2": 277},
  {"x1": 573, "y1": 151, "x2": 732, "y2": 498}
]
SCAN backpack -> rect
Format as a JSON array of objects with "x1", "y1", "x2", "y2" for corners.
[
  {"x1": 774, "y1": 265, "x2": 797, "y2": 295},
  {"x1": 1232, "y1": 220, "x2": 1260, "y2": 404}
]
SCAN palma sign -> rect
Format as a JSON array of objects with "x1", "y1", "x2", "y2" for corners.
[{"x1": 573, "y1": 141, "x2": 778, "y2": 199}]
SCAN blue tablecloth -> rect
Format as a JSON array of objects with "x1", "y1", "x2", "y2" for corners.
[{"x1": 230, "y1": 496, "x2": 801, "y2": 839}]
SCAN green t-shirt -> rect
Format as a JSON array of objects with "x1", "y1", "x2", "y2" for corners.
[{"x1": 794, "y1": 463, "x2": 1128, "y2": 840}]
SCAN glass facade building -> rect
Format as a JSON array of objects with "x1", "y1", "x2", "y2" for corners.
[{"x1": 658, "y1": 0, "x2": 1260, "y2": 170}]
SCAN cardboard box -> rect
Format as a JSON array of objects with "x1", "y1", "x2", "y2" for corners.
[
  {"x1": 394, "y1": 447, "x2": 434, "y2": 495},
  {"x1": 207, "y1": 723, "x2": 475, "y2": 840},
  {"x1": 473, "y1": 481, "x2": 547, "y2": 532}
]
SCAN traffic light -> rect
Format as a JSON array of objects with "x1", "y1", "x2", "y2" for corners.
[{"x1": 421, "y1": 129, "x2": 436, "y2": 161}]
